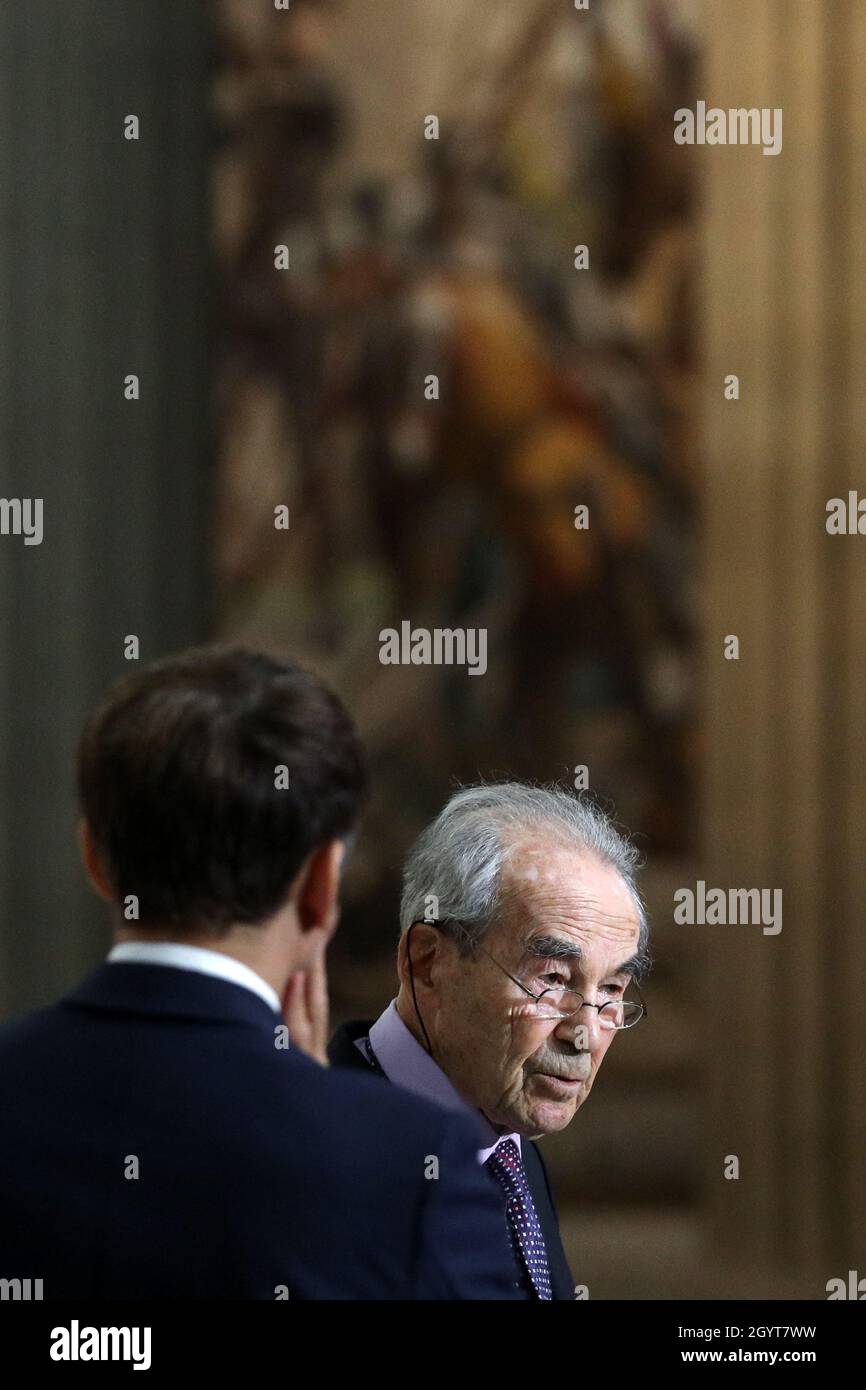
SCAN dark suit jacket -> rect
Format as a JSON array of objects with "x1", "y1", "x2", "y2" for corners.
[
  {"x1": 329, "y1": 1019, "x2": 576, "y2": 1300},
  {"x1": 0, "y1": 963, "x2": 520, "y2": 1300}
]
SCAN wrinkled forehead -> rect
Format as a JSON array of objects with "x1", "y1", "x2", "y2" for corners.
[{"x1": 494, "y1": 838, "x2": 641, "y2": 953}]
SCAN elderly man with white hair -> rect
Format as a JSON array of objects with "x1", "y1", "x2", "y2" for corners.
[{"x1": 329, "y1": 783, "x2": 650, "y2": 1301}]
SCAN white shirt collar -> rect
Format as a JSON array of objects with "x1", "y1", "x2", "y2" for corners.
[{"x1": 107, "y1": 941, "x2": 282, "y2": 1015}]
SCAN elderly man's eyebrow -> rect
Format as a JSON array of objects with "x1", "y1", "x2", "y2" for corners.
[
  {"x1": 611, "y1": 953, "x2": 642, "y2": 978},
  {"x1": 522, "y1": 933, "x2": 583, "y2": 961},
  {"x1": 522, "y1": 935, "x2": 643, "y2": 979}
]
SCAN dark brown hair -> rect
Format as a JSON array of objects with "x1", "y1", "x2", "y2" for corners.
[{"x1": 77, "y1": 645, "x2": 367, "y2": 932}]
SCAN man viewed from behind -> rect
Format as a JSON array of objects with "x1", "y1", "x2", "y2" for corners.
[{"x1": 0, "y1": 647, "x2": 518, "y2": 1300}]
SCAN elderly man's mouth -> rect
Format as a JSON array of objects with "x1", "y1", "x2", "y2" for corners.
[{"x1": 532, "y1": 1072, "x2": 585, "y2": 1094}]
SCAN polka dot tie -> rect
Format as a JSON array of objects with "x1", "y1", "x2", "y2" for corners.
[{"x1": 485, "y1": 1138, "x2": 552, "y2": 1300}]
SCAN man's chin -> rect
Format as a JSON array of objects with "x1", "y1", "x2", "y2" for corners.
[
  {"x1": 522, "y1": 1074, "x2": 585, "y2": 1132},
  {"x1": 485, "y1": 1075, "x2": 587, "y2": 1136}
]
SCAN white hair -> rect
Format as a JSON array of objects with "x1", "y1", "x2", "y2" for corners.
[{"x1": 399, "y1": 783, "x2": 650, "y2": 976}]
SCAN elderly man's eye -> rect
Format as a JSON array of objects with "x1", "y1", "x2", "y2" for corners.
[{"x1": 540, "y1": 971, "x2": 569, "y2": 988}]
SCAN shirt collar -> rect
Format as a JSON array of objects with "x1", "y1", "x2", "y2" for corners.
[
  {"x1": 367, "y1": 999, "x2": 521, "y2": 1160},
  {"x1": 107, "y1": 941, "x2": 282, "y2": 1016}
]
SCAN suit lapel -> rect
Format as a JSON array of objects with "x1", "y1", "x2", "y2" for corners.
[{"x1": 522, "y1": 1140, "x2": 576, "y2": 1300}]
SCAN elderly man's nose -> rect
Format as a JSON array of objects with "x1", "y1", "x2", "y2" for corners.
[{"x1": 556, "y1": 1006, "x2": 598, "y2": 1050}]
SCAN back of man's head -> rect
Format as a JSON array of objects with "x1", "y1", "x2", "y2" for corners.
[{"x1": 77, "y1": 645, "x2": 367, "y2": 935}]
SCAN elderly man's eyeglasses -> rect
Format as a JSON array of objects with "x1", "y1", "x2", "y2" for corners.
[{"x1": 411, "y1": 919, "x2": 647, "y2": 1029}]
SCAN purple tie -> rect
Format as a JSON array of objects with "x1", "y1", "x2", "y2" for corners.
[{"x1": 485, "y1": 1138, "x2": 552, "y2": 1300}]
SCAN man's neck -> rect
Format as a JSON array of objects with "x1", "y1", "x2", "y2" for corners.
[
  {"x1": 395, "y1": 993, "x2": 429, "y2": 1049},
  {"x1": 393, "y1": 992, "x2": 517, "y2": 1140}
]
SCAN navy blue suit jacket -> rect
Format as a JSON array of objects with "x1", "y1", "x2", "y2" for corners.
[
  {"x1": 0, "y1": 963, "x2": 519, "y2": 1300},
  {"x1": 329, "y1": 1019, "x2": 576, "y2": 1300}
]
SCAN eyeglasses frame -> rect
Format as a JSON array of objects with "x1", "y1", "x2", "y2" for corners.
[{"x1": 409, "y1": 917, "x2": 648, "y2": 1029}]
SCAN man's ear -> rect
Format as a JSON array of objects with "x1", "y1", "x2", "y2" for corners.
[
  {"x1": 295, "y1": 839, "x2": 346, "y2": 940},
  {"x1": 79, "y1": 819, "x2": 114, "y2": 902},
  {"x1": 397, "y1": 921, "x2": 442, "y2": 992}
]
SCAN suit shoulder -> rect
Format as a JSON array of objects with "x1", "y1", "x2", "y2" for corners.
[
  {"x1": 0, "y1": 1002, "x2": 62, "y2": 1051},
  {"x1": 283, "y1": 1046, "x2": 478, "y2": 1145}
]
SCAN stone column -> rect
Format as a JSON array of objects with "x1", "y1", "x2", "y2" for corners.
[
  {"x1": 0, "y1": 1, "x2": 211, "y2": 1017},
  {"x1": 702, "y1": 0, "x2": 866, "y2": 1284}
]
